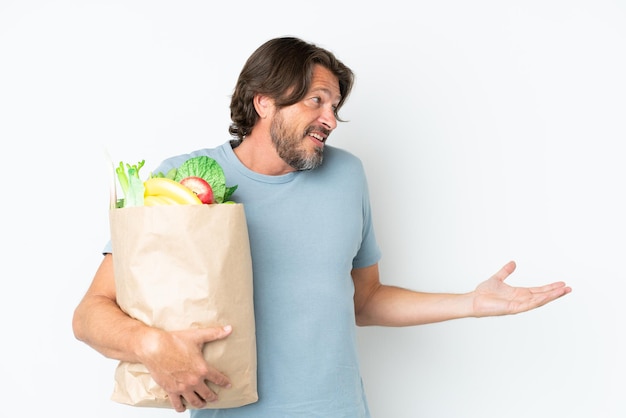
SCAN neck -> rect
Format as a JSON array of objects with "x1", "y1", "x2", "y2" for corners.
[{"x1": 233, "y1": 134, "x2": 295, "y2": 176}]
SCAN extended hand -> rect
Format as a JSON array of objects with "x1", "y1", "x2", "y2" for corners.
[
  {"x1": 139, "y1": 325, "x2": 233, "y2": 412},
  {"x1": 472, "y1": 261, "x2": 571, "y2": 317}
]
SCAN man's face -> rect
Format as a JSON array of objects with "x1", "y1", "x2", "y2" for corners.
[{"x1": 270, "y1": 65, "x2": 341, "y2": 171}]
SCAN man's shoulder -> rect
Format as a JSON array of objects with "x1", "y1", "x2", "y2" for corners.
[
  {"x1": 154, "y1": 142, "x2": 230, "y2": 173},
  {"x1": 325, "y1": 145, "x2": 363, "y2": 165},
  {"x1": 322, "y1": 145, "x2": 366, "y2": 174}
]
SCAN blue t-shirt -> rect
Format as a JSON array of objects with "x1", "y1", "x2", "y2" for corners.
[{"x1": 108, "y1": 141, "x2": 382, "y2": 417}]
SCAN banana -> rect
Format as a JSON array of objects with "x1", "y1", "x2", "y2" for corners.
[
  {"x1": 144, "y1": 194, "x2": 181, "y2": 206},
  {"x1": 143, "y1": 177, "x2": 202, "y2": 205}
]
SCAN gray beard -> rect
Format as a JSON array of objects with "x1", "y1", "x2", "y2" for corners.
[
  {"x1": 277, "y1": 143, "x2": 323, "y2": 171},
  {"x1": 270, "y1": 119, "x2": 324, "y2": 171}
]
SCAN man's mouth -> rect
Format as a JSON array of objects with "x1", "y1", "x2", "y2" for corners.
[
  {"x1": 310, "y1": 132, "x2": 325, "y2": 143},
  {"x1": 307, "y1": 128, "x2": 330, "y2": 146}
]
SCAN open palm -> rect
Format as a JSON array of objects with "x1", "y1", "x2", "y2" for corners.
[{"x1": 473, "y1": 261, "x2": 571, "y2": 317}]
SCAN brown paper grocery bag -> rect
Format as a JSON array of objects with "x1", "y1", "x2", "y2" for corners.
[{"x1": 108, "y1": 203, "x2": 257, "y2": 409}]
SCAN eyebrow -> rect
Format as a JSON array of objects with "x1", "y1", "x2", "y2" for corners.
[{"x1": 312, "y1": 87, "x2": 342, "y2": 103}]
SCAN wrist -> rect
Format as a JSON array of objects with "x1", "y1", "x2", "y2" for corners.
[{"x1": 134, "y1": 325, "x2": 164, "y2": 364}]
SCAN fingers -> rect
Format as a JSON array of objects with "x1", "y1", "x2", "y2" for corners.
[
  {"x1": 168, "y1": 374, "x2": 229, "y2": 411},
  {"x1": 530, "y1": 281, "x2": 569, "y2": 294},
  {"x1": 172, "y1": 369, "x2": 231, "y2": 410},
  {"x1": 169, "y1": 394, "x2": 187, "y2": 412},
  {"x1": 163, "y1": 325, "x2": 234, "y2": 412},
  {"x1": 531, "y1": 281, "x2": 572, "y2": 304},
  {"x1": 197, "y1": 325, "x2": 233, "y2": 389},
  {"x1": 166, "y1": 367, "x2": 231, "y2": 411},
  {"x1": 179, "y1": 386, "x2": 218, "y2": 410},
  {"x1": 194, "y1": 381, "x2": 220, "y2": 404},
  {"x1": 168, "y1": 390, "x2": 217, "y2": 412},
  {"x1": 511, "y1": 281, "x2": 571, "y2": 314},
  {"x1": 200, "y1": 324, "x2": 233, "y2": 343},
  {"x1": 495, "y1": 262, "x2": 572, "y2": 297},
  {"x1": 492, "y1": 260, "x2": 516, "y2": 283}
]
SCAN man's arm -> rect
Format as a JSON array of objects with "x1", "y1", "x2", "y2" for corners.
[
  {"x1": 352, "y1": 261, "x2": 571, "y2": 327},
  {"x1": 72, "y1": 254, "x2": 233, "y2": 411}
]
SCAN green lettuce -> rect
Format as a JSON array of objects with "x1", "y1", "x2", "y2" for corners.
[{"x1": 154, "y1": 156, "x2": 237, "y2": 203}]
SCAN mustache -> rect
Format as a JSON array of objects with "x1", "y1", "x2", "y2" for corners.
[{"x1": 305, "y1": 126, "x2": 331, "y2": 138}]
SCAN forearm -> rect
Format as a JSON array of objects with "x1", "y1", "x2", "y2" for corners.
[
  {"x1": 72, "y1": 293, "x2": 157, "y2": 364},
  {"x1": 353, "y1": 261, "x2": 571, "y2": 327},
  {"x1": 355, "y1": 284, "x2": 475, "y2": 327}
]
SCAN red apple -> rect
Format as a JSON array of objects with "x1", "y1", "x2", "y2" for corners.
[{"x1": 180, "y1": 176, "x2": 214, "y2": 204}]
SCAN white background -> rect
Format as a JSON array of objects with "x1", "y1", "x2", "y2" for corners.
[{"x1": 1, "y1": 1, "x2": 624, "y2": 417}]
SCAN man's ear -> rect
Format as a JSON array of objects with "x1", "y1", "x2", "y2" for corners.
[{"x1": 253, "y1": 94, "x2": 274, "y2": 119}]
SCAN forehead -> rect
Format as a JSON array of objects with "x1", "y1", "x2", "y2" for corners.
[{"x1": 310, "y1": 65, "x2": 341, "y2": 101}]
